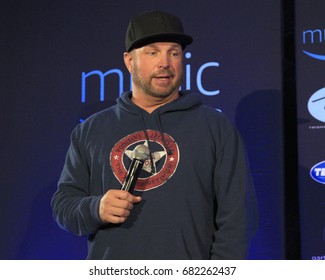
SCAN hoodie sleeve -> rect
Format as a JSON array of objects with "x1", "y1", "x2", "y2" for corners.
[
  {"x1": 51, "y1": 125, "x2": 104, "y2": 236},
  {"x1": 210, "y1": 126, "x2": 258, "y2": 260}
]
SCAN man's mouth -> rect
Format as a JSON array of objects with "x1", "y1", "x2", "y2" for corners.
[
  {"x1": 155, "y1": 75, "x2": 171, "y2": 80},
  {"x1": 154, "y1": 71, "x2": 174, "y2": 80}
]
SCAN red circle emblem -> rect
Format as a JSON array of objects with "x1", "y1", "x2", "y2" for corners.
[{"x1": 110, "y1": 130, "x2": 179, "y2": 191}]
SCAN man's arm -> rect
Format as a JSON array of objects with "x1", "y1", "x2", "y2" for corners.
[{"x1": 211, "y1": 128, "x2": 258, "y2": 259}]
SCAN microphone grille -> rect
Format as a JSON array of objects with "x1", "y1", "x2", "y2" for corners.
[{"x1": 133, "y1": 144, "x2": 150, "y2": 161}]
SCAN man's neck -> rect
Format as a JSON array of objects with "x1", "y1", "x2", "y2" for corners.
[{"x1": 131, "y1": 90, "x2": 180, "y2": 113}]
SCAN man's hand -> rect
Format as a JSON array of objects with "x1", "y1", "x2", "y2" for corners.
[{"x1": 99, "y1": 189, "x2": 142, "y2": 224}]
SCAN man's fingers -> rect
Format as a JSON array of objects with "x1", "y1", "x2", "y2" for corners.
[{"x1": 99, "y1": 189, "x2": 142, "y2": 224}]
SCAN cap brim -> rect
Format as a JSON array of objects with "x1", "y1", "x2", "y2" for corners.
[{"x1": 127, "y1": 33, "x2": 193, "y2": 52}]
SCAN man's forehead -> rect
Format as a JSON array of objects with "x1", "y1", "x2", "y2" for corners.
[{"x1": 141, "y1": 42, "x2": 182, "y2": 50}]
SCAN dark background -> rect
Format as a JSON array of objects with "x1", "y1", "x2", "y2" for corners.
[{"x1": 1, "y1": 0, "x2": 321, "y2": 260}]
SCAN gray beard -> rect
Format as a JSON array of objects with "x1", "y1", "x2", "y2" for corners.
[{"x1": 132, "y1": 70, "x2": 182, "y2": 99}]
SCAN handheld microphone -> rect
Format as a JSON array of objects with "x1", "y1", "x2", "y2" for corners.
[{"x1": 121, "y1": 144, "x2": 150, "y2": 193}]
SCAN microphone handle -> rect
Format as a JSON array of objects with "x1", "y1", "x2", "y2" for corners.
[{"x1": 121, "y1": 158, "x2": 144, "y2": 193}]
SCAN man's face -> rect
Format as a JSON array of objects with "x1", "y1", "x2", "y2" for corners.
[{"x1": 127, "y1": 42, "x2": 183, "y2": 99}]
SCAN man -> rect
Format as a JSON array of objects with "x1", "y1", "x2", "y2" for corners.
[{"x1": 51, "y1": 10, "x2": 258, "y2": 259}]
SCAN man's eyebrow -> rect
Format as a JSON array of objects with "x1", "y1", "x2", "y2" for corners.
[{"x1": 144, "y1": 43, "x2": 182, "y2": 49}]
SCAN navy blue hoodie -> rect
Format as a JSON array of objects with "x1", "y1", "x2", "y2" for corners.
[{"x1": 51, "y1": 91, "x2": 258, "y2": 259}]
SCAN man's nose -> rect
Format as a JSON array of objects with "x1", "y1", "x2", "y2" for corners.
[{"x1": 158, "y1": 54, "x2": 170, "y2": 68}]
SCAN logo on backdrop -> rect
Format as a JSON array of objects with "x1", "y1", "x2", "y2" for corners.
[
  {"x1": 302, "y1": 29, "x2": 325, "y2": 61},
  {"x1": 310, "y1": 161, "x2": 325, "y2": 185},
  {"x1": 307, "y1": 88, "x2": 325, "y2": 123},
  {"x1": 110, "y1": 130, "x2": 179, "y2": 191},
  {"x1": 81, "y1": 52, "x2": 221, "y2": 102}
]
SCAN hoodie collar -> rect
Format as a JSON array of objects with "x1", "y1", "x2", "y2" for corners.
[
  {"x1": 116, "y1": 91, "x2": 202, "y2": 174},
  {"x1": 116, "y1": 90, "x2": 202, "y2": 115}
]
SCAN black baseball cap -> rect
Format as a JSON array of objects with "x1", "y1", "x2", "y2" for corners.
[{"x1": 125, "y1": 10, "x2": 193, "y2": 52}]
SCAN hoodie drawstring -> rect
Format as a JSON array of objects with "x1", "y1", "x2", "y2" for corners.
[
  {"x1": 155, "y1": 114, "x2": 173, "y2": 156},
  {"x1": 139, "y1": 113, "x2": 155, "y2": 174},
  {"x1": 138, "y1": 111, "x2": 173, "y2": 174}
]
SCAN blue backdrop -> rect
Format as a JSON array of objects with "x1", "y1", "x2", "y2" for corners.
[
  {"x1": 295, "y1": 0, "x2": 325, "y2": 260},
  {"x1": 1, "y1": 0, "x2": 285, "y2": 259}
]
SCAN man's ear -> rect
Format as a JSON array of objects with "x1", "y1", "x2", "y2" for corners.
[{"x1": 123, "y1": 52, "x2": 133, "y2": 73}]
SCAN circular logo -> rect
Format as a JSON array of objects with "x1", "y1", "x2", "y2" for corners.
[
  {"x1": 310, "y1": 161, "x2": 325, "y2": 185},
  {"x1": 308, "y1": 88, "x2": 325, "y2": 122},
  {"x1": 110, "y1": 130, "x2": 179, "y2": 191}
]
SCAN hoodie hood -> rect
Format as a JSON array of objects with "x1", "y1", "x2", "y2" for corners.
[{"x1": 116, "y1": 91, "x2": 202, "y2": 172}]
